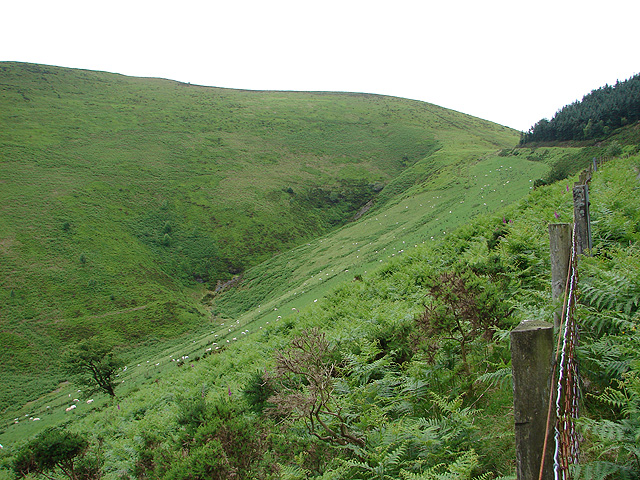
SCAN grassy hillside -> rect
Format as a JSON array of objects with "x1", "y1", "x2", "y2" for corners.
[
  {"x1": 1, "y1": 150, "x2": 637, "y2": 479},
  {"x1": 0, "y1": 62, "x2": 521, "y2": 410}
]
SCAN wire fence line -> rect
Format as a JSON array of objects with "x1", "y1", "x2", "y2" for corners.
[
  {"x1": 539, "y1": 167, "x2": 596, "y2": 480},
  {"x1": 516, "y1": 155, "x2": 633, "y2": 479},
  {"x1": 550, "y1": 165, "x2": 598, "y2": 479},
  {"x1": 553, "y1": 223, "x2": 581, "y2": 480}
]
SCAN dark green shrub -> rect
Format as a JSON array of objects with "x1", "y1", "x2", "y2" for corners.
[
  {"x1": 243, "y1": 369, "x2": 275, "y2": 413},
  {"x1": 176, "y1": 396, "x2": 207, "y2": 434},
  {"x1": 13, "y1": 427, "x2": 89, "y2": 480},
  {"x1": 161, "y1": 399, "x2": 274, "y2": 480}
]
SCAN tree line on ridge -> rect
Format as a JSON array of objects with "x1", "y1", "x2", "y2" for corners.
[{"x1": 520, "y1": 73, "x2": 640, "y2": 144}]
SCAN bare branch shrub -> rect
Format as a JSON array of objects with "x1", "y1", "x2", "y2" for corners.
[
  {"x1": 416, "y1": 271, "x2": 510, "y2": 374},
  {"x1": 267, "y1": 328, "x2": 364, "y2": 447}
]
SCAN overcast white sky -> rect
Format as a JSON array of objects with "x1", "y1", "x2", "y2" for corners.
[{"x1": 3, "y1": 0, "x2": 638, "y2": 131}]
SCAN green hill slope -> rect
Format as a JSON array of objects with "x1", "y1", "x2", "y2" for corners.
[
  {"x1": 2, "y1": 150, "x2": 637, "y2": 478},
  {"x1": 0, "y1": 62, "x2": 519, "y2": 411}
]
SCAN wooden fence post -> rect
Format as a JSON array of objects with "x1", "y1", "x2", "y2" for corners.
[
  {"x1": 572, "y1": 184, "x2": 592, "y2": 256},
  {"x1": 511, "y1": 319, "x2": 555, "y2": 480},
  {"x1": 549, "y1": 223, "x2": 572, "y2": 329}
]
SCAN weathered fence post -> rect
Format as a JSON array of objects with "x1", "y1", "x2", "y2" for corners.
[
  {"x1": 511, "y1": 319, "x2": 555, "y2": 480},
  {"x1": 549, "y1": 223, "x2": 572, "y2": 329},
  {"x1": 572, "y1": 184, "x2": 592, "y2": 255}
]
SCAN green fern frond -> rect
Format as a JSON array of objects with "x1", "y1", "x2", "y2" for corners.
[
  {"x1": 582, "y1": 258, "x2": 640, "y2": 316},
  {"x1": 472, "y1": 474, "x2": 495, "y2": 480},
  {"x1": 581, "y1": 335, "x2": 635, "y2": 377},
  {"x1": 582, "y1": 418, "x2": 626, "y2": 443},
  {"x1": 385, "y1": 443, "x2": 409, "y2": 467},
  {"x1": 430, "y1": 392, "x2": 464, "y2": 414},
  {"x1": 277, "y1": 463, "x2": 311, "y2": 480},
  {"x1": 571, "y1": 460, "x2": 631, "y2": 480},
  {"x1": 341, "y1": 458, "x2": 375, "y2": 472},
  {"x1": 314, "y1": 464, "x2": 351, "y2": 480},
  {"x1": 387, "y1": 377, "x2": 431, "y2": 415},
  {"x1": 594, "y1": 386, "x2": 630, "y2": 410},
  {"x1": 392, "y1": 399, "x2": 417, "y2": 416},
  {"x1": 600, "y1": 359, "x2": 633, "y2": 378},
  {"x1": 401, "y1": 378, "x2": 431, "y2": 399},
  {"x1": 492, "y1": 327, "x2": 513, "y2": 343},
  {"x1": 581, "y1": 308, "x2": 636, "y2": 335},
  {"x1": 340, "y1": 440, "x2": 409, "y2": 479},
  {"x1": 447, "y1": 450, "x2": 481, "y2": 476},
  {"x1": 475, "y1": 366, "x2": 512, "y2": 389},
  {"x1": 399, "y1": 450, "x2": 481, "y2": 480},
  {"x1": 413, "y1": 416, "x2": 442, "y2": 432},
  {"x1": 342, "y1": 339, "x2": 394, "y2": 386}
]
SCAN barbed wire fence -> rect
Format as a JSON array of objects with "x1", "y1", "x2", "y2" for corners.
[
  {"x1": 553, "y1": 223, "x2": 581, "y2": 480},
  {"x1": 547, "y1": 167, "x2": 595, "y2": 480},
  {"x1": 513, "y1": 163, "x2": 598, "y2": 480}
]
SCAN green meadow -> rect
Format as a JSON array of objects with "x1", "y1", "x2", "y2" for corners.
[
  {"x1": 1, "y1": 152, "x2": 637, "y2": 478},
  {"x1": 0, "y1": 61, "x2": 518, "y2": 412}
]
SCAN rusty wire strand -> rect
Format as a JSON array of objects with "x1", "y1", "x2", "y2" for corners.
[{"x1": 553, "y1": 224, "x2": 581, "y2": 480}]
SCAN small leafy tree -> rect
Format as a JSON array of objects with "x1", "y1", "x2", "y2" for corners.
[
  {"x1": 63, "y1": 338, "x2": 124, "y2": 397},
  {"x1": 13, "y1": 427, "x2": 89, "y2": 480}
]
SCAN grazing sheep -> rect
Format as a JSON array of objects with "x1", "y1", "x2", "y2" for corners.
[
  {"x1": 87, "y1": 399, "x2": 94, "y2": 404},
  {"x1": 65, "y1": 405, "x2": 77, "y2": 412}
]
